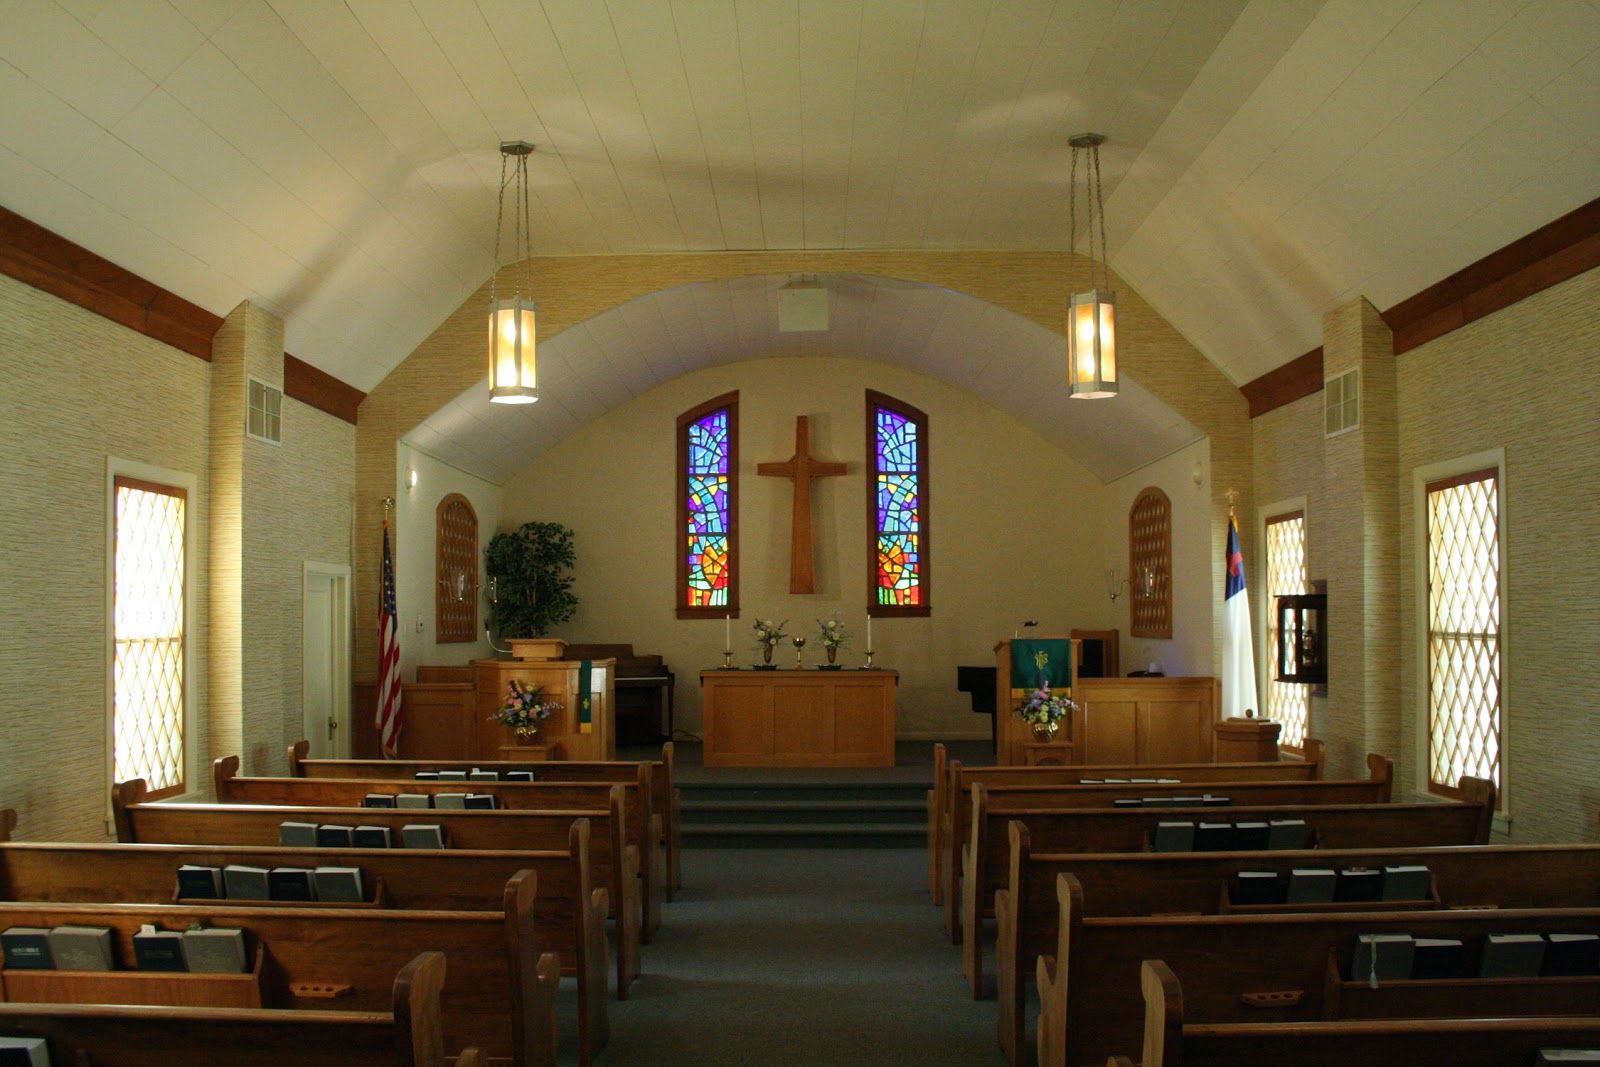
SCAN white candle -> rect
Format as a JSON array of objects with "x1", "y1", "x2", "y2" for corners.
[
  {"x1": 867, "y1": 613, "x2": 873, "y2": 650},
  {"x1": 724, "y1": 613, "x2": 731, "y2": 653}
]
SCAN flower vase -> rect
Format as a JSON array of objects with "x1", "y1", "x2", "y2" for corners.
[
  {"x1": 826, "y1": 645, "x2": 837, "y2": 665},
  {"x1": 762, "y1": 643, "x2": 774, "y2": 666},
  {"x1": 1031, "y1": 720, "x2": 1059, "y2": 742},
  {"x1": 514, "y1": 724, "x2": 541, "y2": 743}
]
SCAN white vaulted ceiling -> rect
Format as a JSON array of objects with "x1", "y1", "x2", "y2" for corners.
[
  {"x1": 0, "y1": 0, "x2": 1596, "y2": 395},
  {"x1": 405, "y1": 274, "x2": 1203, "y2": 485}
]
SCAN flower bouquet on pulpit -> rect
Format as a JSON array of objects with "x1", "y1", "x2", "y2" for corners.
[
  {"x1": 493, "y1": 680, "x2": 564, "y2": 742},
  {"x1": 1018, "y1": 682, "x2": 1076, "y2": 742}
]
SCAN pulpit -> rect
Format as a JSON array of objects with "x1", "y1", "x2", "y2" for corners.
[
  {"x1": 994, "y1": 636, "x2": 1080, "y2": 766},
  {"x1": 472, "y1": 639, "x2": 617, "y2": 761}
]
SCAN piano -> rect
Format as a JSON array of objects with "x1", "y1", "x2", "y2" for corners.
[
  {"x1": 560, "y1": 643, "x2": 675, "y2": 745},
  {"x1": 956, "y1": 665, "x2": 999, "y2": 751}
]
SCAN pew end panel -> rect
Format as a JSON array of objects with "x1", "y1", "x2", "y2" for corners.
[
  {"x1": 1299, "y1": 736, "x2": 1325, "y2": 776},
  {"x1": 500, "y1": 869, "x2": 559, "y2": 1067},
  {"x1": 1033, "y1": 873, "x2": 1085, "y2": 1067},
  {"x1": 287, "y1": 740, "x2": 310, "y2": 777},
  {"x1": 213, "y1": 755, "x2": 242, "y2": 798},
  {"x1": 929, "y1": 742, "x2": 948, "y2": 902},
  {"x1": 1139, "y1": 959, "x2": 1186, "y2": 1067}
]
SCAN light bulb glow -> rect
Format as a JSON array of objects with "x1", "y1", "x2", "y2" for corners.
[{"x1": 1067, "y1": 289, "x2": 1117, "y2": 399}]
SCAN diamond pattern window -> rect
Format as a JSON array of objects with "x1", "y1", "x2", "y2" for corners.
[
  {"x1": 113, "y1": 477, "x2": 187, "y2": 799},
  {"x1": 436, "y1": 493, "x2": 478, "y2": 643},
  {"x1": 1128, "y1": 488, "x2": 1172, "y2": 638},
  {"x1": 1424, "y1": 468, "x2": 1502, "y2": 801},
  {"x1": 1264, "y1": 510, "x2": 1309, "y2": 748},
  {"x1": 868, "y1": 390, "x2": 930, "y2": 617},
  {"x1": 677, "y1": 392, "x2": 739, "y2": 618}
]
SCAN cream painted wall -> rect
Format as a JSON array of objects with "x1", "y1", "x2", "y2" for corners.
[
  {"x1": 395, "y1": 442, "x2": 503, "y2": 676},
  {"x1": 1099, "y1": 438, "x2": 1215, "y2": 678},
  {"x1": 500, "y1": 356, "x2": 1112, "y2": 739},
  {"x1": 0, "y1": 274, "x2": 211, "y2": 840}
]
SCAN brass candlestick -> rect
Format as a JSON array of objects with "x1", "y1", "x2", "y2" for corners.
[
  {"x1": 722, "y1": 649, "x2": 734, "y2": 669},
  {"x1": 864, "y1": 649, "x2": 875, "y2": 669},
  {"x1": 792, "y1": 636, "x2": 806, "y2": 669}
]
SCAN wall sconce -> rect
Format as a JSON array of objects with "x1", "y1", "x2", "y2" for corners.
[
  {"x1": 1106, "y1": 569, "x2": 1129, "y2": 602},
  {"x1": 487, "y1": 575, "x2": 498, "y2": 605},
  {"x1": 1107, "y1": 567, "x2": 1156, "y2": 601},
  {"x1": 438, "y1": 570, "x2": 470, "y2": 604}
]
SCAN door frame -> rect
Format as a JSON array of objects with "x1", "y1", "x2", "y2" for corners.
[{"x1": 302, "y1": 561, "x2": 353, "y2": 759}]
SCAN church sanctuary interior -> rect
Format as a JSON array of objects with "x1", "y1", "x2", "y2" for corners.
[{"x1": 2, "y1": 1, "x2": 1600, "y2": 1064}]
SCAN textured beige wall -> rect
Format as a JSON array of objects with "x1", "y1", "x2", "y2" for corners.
[
  {"x1": 0, "y1": 274, "x2": 211, "y2": 840},
  {"x1": 499, "y1": 356, "x2": 1111, "y2": 739},
  {"x1": 1397, "y1": 266, "x2": 1600, "y2": 842},
  {"x1": 357, "y1": 250, "x2": 1252, "y2": 688}
]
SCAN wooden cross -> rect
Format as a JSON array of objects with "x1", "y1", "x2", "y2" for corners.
[{"x1": 758, "y1": 416, "x2": 848, "y2": 594}]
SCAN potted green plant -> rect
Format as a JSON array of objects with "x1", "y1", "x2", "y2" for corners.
[{"x1": 485, "y1": 521, "x2": 578, "y2": 638}]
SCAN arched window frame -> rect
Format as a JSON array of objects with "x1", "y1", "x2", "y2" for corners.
[
  {"x1": 866, "y1": 389, "x2": 931, "y2": 617},
  {"x1": 435, "y1": 493, "x2": 479, "y2": 643},
  {"x1": 677, "y1": 391, "x2": 740, "y2": 619},
  {"x1": 1128, "y1": 486, "x2": 1172, "y2": 639}
]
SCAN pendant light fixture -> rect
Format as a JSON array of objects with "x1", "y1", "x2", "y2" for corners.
[
  {"x1": 1066, "y1": 133, "x2": 1118, "y2": 399},
  {"x1": 488, "y1": 140, "x2": 538, "y2": 404}
]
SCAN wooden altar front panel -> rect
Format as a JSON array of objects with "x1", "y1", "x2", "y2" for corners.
[
  {"x1": 471, "y1": 657, "x2": 617, "y2": 762},
  {"x1": 1069, "y1": 675, "x2": 1219, "y2": 765},
  {"x1": 700, "y1": 670, "x2": 897, "y2": 767}
]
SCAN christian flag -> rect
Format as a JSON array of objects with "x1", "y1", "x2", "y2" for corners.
[
  {"x1": 375, "y1": 514, "x2": 403, "y2": 758},
  {"x1": 1221, "y1": 512, "x2": 1260, "y2": 721}
]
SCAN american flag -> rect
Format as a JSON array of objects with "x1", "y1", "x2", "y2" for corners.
[{"x1": 375, "y1": 513, "x2": 403, "y2": 758}]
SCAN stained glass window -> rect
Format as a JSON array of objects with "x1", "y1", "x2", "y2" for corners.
[
  {"x1": 677, "y1": 393, "x2": 739, "y2": 618},
  {"x1": 868, "y1": 391, "x2": 930, "y2": 616}
]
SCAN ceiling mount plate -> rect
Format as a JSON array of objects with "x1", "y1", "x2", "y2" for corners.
[
  {"x1": 1068, "y1": 132, "x2": 1106, "y2": 149},
  {"x1": 500, "y1": 141, "x2": 535, "y2": 156}
]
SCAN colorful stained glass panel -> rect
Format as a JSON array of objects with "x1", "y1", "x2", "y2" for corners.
[
  {"x1": 873, "y1": 405, "x2": 922, "y2": 605},
  {"x1": 685, "y1": 410, "x2": 731, "y2": 607}
]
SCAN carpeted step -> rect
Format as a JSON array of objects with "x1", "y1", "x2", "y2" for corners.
[
  {"x1": 678, "y1": 780, "x2": 929, "y2": 846},
  {"x1": 681, "y1": 798, "x2": 926, "y2": 825},
  {"x1": 682, "y1": 821, "x2": 925, "y2": 848}
]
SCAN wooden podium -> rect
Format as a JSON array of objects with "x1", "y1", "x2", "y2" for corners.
[
  {"x1": 472, "y1": 639, "x2": 617, "y2": 762},
  {"x1": 994, "y1": 636, "x2": 1079, "y2": 766}
]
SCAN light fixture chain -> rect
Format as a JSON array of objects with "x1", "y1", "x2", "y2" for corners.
[
  {"x1": 492, "y1": 149, "x2": 510, "y2": 306},
  {"x1": 1093, "y1": 142, "x2": 1108, "y2": 292},
  {"x1": 1068, "y1": 145, "x2": 1079, "y2": 281},
  {"x1": 520, "y1": 152, "x2": 532, "y2": 301}
]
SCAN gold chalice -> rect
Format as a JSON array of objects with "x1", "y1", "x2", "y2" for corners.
[{"x1": 792, "y1": 635, "x2": 806, "y2": 669}]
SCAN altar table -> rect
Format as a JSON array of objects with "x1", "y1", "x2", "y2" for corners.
[{"x1": 699, "y1": 669, "x2": 897, "y2": 768}]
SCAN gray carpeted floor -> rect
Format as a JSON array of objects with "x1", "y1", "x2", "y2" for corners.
[{"x1": 570, "y1": 848, "x2": 1000, "y2": 1065}]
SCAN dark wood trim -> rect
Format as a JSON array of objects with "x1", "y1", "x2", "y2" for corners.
[
  {"x1": 1128, "y1": 486, "x2": 1172, "y2": 639},
  {"x1": 676, "y1": 391, "x2": 740, "y2": 620},
  {"x1": 1424, "y1": 467, "x2": 1498, "y2": 496},
  {"x1": 0, "y1": 205, "x2": 221, "y2": 359},
  {"x1": 284, "y1": 353, "x2": 364, "y2": 425},
  {"x1": 1240, "y1": 347, "x2": 1322, "y2": 418},
  {"x1": 434, "y1": 493, "x2": 479, "y2": 644},
  {"x1": 865, "y1": 389, "x2": 931, "y2": 619},
  {"x1": 1244, "y1": 193, "x2": 1600, "y2": 418}
]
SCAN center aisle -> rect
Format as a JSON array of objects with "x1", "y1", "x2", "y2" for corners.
[{"x1": 592, "y1": 848, "x2": 997, "y2": 1065}]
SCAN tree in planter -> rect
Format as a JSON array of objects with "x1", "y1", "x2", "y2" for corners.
[{"x1": 485, "y1": 521, "x2": 578, "y2": 638}]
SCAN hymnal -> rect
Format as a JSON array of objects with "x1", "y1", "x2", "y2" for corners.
[
  {"x1": 1334, "y1": 867, "x2": 1383, "y2": 902},
  {"x1": 1350, "y1": 933, "x2": 1414, "y2": 983},
  {"x1": 1232, "y1": 871, "x2": 1284, "y2": 906},
  {"x1": 464, "y1": 794, "x2": 496, "y2": 810},
  {"x1": 0, "y1": 1037, "x2": 49, "y2": 1066},
  {"x1": 1152, "y1": 821, "x2": 1195, "y2": 852},
  {"x1": 313, "y1": 866, "x2": 365, "y2": 903},
  {"x1": 1193, "y1": 822, "x2": 1234, "y2": 851},
  {"x1": 316, "y1": 825, "x2": 355, "y2": 848},
  {"x1": 352, "y1": 825, "x2": 393, "y2": 849},
  {"x1": 437, "y1": 770, "x2": 469, "y2": 781},
  {"x1": 1410, "y1": 937, "x2": 1465, "y2": 979},
  {"x1": 132, "y1": 924, "x2": 187, "y2": 972},
  {"x1": 433, "y1": 792, "x2": 468, "y2": 810},
  {"x1": 279, "y1": 821, "x2": 318, "y2": 847},
  {"x1": 1155, "y1": 796, "x2": 1206, "y2": 808},
  {"x1": 222, "y1": 864, "x2": 271, "y2": 901},
  {"x1": 1267, "y1": 819, "x2": 1309, "y2": 850},
  {"x1": 1129, "y1": 778, "x2": 1158, "y2": 784},
  {"x1": 46, "y1": 925, "x2": 113, "y2": 971},
  {"x1": 1480, "y1": 932, "x2": 1546, "y2": 977},
  {"x1": 401, "y1": 824, "x2": 446, "y2": 850},
  {"x1": 268, "y1": 867, "x2": 316, "y2": 902},
  {"x1": 413, "y1": 771, "x2": 440, "y2": 780},
  {"x1": 1539, "y1": 1053, "x2": 1600, "y2": 1064},
  {"x1": 1103, "y1": 778, "x2": 1129, "y2": 784},
  {"x1": 1200, "y1": 795, "x2": 1232, "y2": 807},
  {"x1": 1, "y1": 928, "x2": 53, "y2": 970},
  {"x1": 1155, "y1": 778, "x2": 1181, "y2": 784},
  {"x1": 1381, "y1": 865, "x2": 1432, "y2": 901},
  {"x1": 363, "y1": 793, "x2": 397, "y2": 808},
  {"x1": 1077, "y1": 779, "x2": 1103, "y2": 784},
  {"x1": 1286, "y1": 868, "x2": 1336, "y2": 904},
  {"x1": 182, "y1": 927, "x2": 247, "y2": 973},
  {"x1": 1543, "y1": 933, "x2": 1600, "y2": 976},
  {"x1": 396, "y1": 793, "x2": 432, "y2": 809},
  {"x1": 505, "y1": 770, "x2": 535, "y2": 782},
  {"x1": 1112, "y1": 798, "x2": 1141, "y2": 808},
  {"x1": 1233, "y1": 821, "x2": 1270, "y2": 851},
  {"x1": 176, "y1": 864, "x2": 224, "y2": 899},
  {"x1": 469, "y1": 770, "x2": 500, "y2": 782}
]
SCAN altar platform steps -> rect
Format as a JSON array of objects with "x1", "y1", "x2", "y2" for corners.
[{"x1": 679, "y1": 782, "x2": 928, "y2": 848}]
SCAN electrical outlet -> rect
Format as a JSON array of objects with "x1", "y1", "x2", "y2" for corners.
[{"x1": 415, "y1": 617, "x2": 425, "y2": 634}]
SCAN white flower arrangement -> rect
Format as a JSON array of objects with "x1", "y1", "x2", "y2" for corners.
[
  {"x1": 817, "y1": 617, "x2": 846, "y2": 650},
  {"x1": 752, "y1": 618, "x2": 788, "y2": 648}
]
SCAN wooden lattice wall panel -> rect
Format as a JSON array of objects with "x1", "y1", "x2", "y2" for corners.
[
  {"x1": 435, "y1": 494, "x2": 478, "y2": 643},
  {"x1": 1129, "y1": 487, "x2": 1172, "y2": 639}
]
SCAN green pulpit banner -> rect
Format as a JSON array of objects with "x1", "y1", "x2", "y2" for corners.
[
  {"x1": 578, "y1": 659, "x2": 593, "y2": 734},
  {"x1": 1010, "y1": 639, "x2": 1072, "y2": 691}
]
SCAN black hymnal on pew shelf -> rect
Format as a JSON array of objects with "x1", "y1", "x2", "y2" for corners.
[
  {"x1": 1539, "y1": 1051, "x2": 1600, "y2": 1064},
  {"x1": 396, "y1": 793, "x2": 432, "y2": 809},
  {"x1": 1410, "y1": 937, "x2": 1465, "y2": 979},
  {"x1": 1267, "y1": 818, "x2": 1309, "y2": 850},
  {"x1": 47, "y1": 926, "x2": 114, "y2": 971},
  {"x1": 313, "y1": 866, "x2": 365, "y2": 903},
  {"x1": 1480, "y1": 933, "x2": 1546, "y2": 978},
  {"x1": 414, "y1": 771, "x2": 440, "y2": 780},
  {"x1": 176, "y1": 864, "x2": 224, "y2": 899},
  {"x1": 464, "y1": 793, "x2": 497, "y2": 810},
  {"x1": 363, "y1": 793, "x2": 397, "y2": 808},
  {"x1": 433, "y1": 792, "x2": 468, "y2": 810},
  {"x1": 132, "y1": 924, "x2": 187, "y2": 972},
  {"x1": 352, "y1": 825, "x2": 393, "y2": 849},
  {"x1": 222, "y1": 865, "x2": 270, "y2": 901},
  {"x1": 0, "y1": 1037, "x2": 49, "y2": 1066},
  {"x1": 1193, "y1": 822, "x2": 1234, "y2": 851},
  {"x1": 1286, "y1": 868, "x2": 1336, "y2": 904},
  {"x1": 1, "y1": 927, "x2": 53, "y2": 970},
  {"x1": 183, "y1": 927, "x2": 247, "y2": 974},
  {"x1": 1153, "y1": 821, "x2": 1194, "y2": 852},
  {"x1": 437, "y1": 770, "x2": 469, "y2": 781},
  {"x1": 401, "y1": 824, "x2": 446, "y2": 850},
  {"x1": 1381, "y1": 864, "x2": 1432, "y2": 901},
  {"x1": 1351, "y1": 933, "x2": 1414, "y2": 983},
  {"x1": 279, "y1": 821, "x2": 318, "y2": 848},
  {"x1": 1334, "y1": 867, "x2": 1383, "y2": 902},
  {"x1": 1233, "y1": 821, "x2": 1270, "y2": 851},
  {"x1": 505, "y1": 770, "x2": 536, "y2": 782},
  {"x1": 268, "y1": 867, "x2": 316, "y2": 902},
  {"x1": 316, "y1": 825, "x2": 355, "y2": 848},
  {"x1": 1544, "y1": 933, "x2": 1600, "y2": 976},
  {"x1": 1232, "y1": 871, "x2": 1284, "y2": 906},
  {"x1": 469, "y1": 769, "x2": 500, "y2": 782}
]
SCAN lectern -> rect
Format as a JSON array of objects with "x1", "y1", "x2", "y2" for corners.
[
  {"x1": 994, "y1": 636, "x2": 1079, "y2": 766},
  {"x1": 472, "y1": 639, "x2": 617, "y2": 761}
]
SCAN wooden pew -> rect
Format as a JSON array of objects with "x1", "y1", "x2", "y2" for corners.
[
  {"x1": 929, "y1": 739, "x2": 1327, "y2": 906},
  {"x1": 949, "y1": 755, "x2": 1394, "y2": 942},
  {"x1": 997, "y1": 822, "x2": 1597, "y2": 1063},
  {"x1": 0, "y1": 825, "x2": 610, "y2": 1061},
  {"x1": 0, "y1": 951, "x2": 483, "y2": 1066},
  {"x1": 1034, "y1": 871, "x2": 1600, "y2": 1067},
  {"x1": 1131, "y1": 958, "x2": 1600, "y2": 1067},
  {"x1": 289, "y1": 740, "x2": 684, "y2": 899},
  {"x1": 220, "y1": 756, "x2": 661, "y2": 942},
  {"x1": 962, "y1": 777, "x2": 1494, "y2": 1002},
  {"x1": 0, "y1": 874, "x2": 559, "y2": 1067},
  {"x1": 113, "y1": 779, "x2": 641, "y2": 1017}
]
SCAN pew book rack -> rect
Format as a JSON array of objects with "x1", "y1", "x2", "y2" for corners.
[
  {"x1": 0, "y1": 942, "x2": 266, "y2": 1008},
  {"x1": 174, "y1": 875, "x2": 390, "y2": 910}
]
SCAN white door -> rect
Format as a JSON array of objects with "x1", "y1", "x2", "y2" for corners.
[{"x1": 303, "y1": 563, "x2": 352, "y2": 758}]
